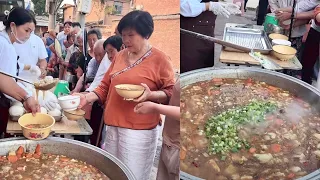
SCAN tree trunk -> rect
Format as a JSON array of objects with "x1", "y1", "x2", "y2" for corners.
[
  {"x1": 104, "y1": 14, "x2": 112, "y2": 25},
  {"x1": 48, "y1": 15, "x2": 56, "y2": 30},
  {"x1": 48, "y1": 1, "x2": 56, "y2": 30},
  {"x1": 76, "y1": 12, "x2": 85, "y2": 28}
]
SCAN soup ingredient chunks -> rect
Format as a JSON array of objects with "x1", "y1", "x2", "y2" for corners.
[
  {"x1": 0, "y1": 144, "x2": 111, "y2": 179},
  {"x1": 25, "y1": 124, "x2": 50, "y2": 129},
  {"x1": 181, "y1": 78, "x2": 319, "y2": 180}
]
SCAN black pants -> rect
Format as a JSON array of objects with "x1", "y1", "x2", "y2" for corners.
[
  {"x1": 244, "y1": 0, "x2": 248, "y2": 10},
  {"x1": 257, "y1": 0, "x2": 268, "y2": 25},
  {"x1": 301, "y1": 28, "x2": 320, "y2": 84},
  {"x1": 73, "y1": 120, "x2": 90, "y2": 143},
  {"x1": 180, "y1": 12, "x2": 216, "y2": 73},
  {"x1": 88, "y1": 101, "x2": 104, "y2": 146},
  {"x1": 73, "y1": 101, "x2": 104, "y2": 146},
  {"x1": 0, "y1": 93, "x2": 11, "y2": 139}
]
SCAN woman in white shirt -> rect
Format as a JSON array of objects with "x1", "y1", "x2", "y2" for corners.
[{"x1": 0, "y1": 7, "x2": 40, "y2": 136}]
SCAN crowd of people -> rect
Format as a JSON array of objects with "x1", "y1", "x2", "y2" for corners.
[
  {"x1": 0, "y1": 7, "x2": 180, "y2": 180},
  {"x1": 256, "y1": 0, "x2": 320, "y2": 83}
]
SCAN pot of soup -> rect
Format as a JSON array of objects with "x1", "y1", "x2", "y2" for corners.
[
  {"x1": 0, "y1": 137, "x2": 136, "y2": 180},
  {"x1": 180, "y1": 67, "x2": 320, "y2": 180}
]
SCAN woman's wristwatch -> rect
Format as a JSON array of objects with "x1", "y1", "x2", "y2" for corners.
[{"x1": 21, "y1": 93, "x2": 33, "y2": 104}]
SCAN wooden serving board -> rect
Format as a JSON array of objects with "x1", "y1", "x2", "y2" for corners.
[
  {"x1": 220, "y1": 50, "x2": 260, "y2": 65},
  {"x1": 6, "y1": 117, "x2": 92, "y2": 135},
  {"x1": 220, "y1": 49, "x2": 301, "y2": 70}
]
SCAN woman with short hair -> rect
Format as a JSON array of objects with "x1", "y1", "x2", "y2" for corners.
[
  {"x1": 74, "y1": 11, "x2": 175, "y2": 180},
  {"x1": 103, "y1": 35, "x2": 123, "y2": 61},
  {"x1": 78, "y1": 28, "x2": 101, "y2": 73},
  {"x1": 72, "y1": 29, "x2": 102, "y2": 93}
]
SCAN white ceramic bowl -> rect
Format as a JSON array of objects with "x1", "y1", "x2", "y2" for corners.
[
  {"x1": 58, "y1": 95, "x2": 80, "y2": 111},
  {"x1": 272, "y1": 39, "x2": 292, "y2": 46}
]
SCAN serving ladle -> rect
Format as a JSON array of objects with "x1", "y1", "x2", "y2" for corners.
[{"x1": 0, "y1": 70, "x2": 58, "y2": 91}]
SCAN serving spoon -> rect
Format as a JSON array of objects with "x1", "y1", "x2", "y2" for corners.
[{"x1": 0, "y1": 70, "x2": 58, "y2": 91}]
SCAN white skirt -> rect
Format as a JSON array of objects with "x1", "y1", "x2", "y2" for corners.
[{"x1": 101, "y1": 125, "x2": 159, "y2": 180}]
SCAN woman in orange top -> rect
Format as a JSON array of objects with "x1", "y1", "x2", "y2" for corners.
[{"x1": 75, "y1": 10, "x2": 175, "y2": 180}]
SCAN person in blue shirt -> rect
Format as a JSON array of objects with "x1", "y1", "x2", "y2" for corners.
[
  {"x1": 46, "y1": 30, "x2": 56, "y2": 47},
  {"x1": 41, "y1": 37, "x2": 51, "y2": 63},
  {"x1": 46, "y1": 47, "x2": 52, "y2": 63},
  {"x1": 42, "y1": 31, "x2": 49, "y2": 38}
]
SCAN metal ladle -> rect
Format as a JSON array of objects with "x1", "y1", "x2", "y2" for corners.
[
  {"x1": 180, "y1": 28, "x2": 271, "y2": 54},
  {"x1": 0, "y1": 70, "x2": 58, "y2": 91}
]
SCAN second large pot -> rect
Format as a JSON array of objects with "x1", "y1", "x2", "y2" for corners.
[{"x1": 0, "y1": 137, "x2": 136, "y2": 180}]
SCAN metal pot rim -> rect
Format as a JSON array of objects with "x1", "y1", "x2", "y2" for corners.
[{"x1": 181, "y1": 66, "x2": 320, "y2": 96}]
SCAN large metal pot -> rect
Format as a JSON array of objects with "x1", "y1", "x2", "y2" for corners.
[
  {"x1": 0, "y1": 137, "x2": 136, "y2": 180},
  {"x1": 180, "y1": 67, "x2": 320, "y2": 180}
]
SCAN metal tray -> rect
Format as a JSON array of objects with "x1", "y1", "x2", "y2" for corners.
[{"x1": 223, "y1": 27, "x2": 273, "y2": 54}]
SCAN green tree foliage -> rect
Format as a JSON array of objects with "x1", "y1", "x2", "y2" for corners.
[{"x1": 33, "y1": 0, "x2": 48, "y2": 15}]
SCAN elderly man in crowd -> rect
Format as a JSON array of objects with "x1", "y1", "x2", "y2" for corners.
[
  {"x1": 46, "y1": 30, "x2": 56, "y2": 47},
  {"x1": 63, "y1": 22, "x2": 81, "y2": 50},
  {"x1": 72, "y1": 22, "x2": 81, "y2": 35},
  {"x1": 72, "y1": 39, "x2": 106, "y2": 143}
]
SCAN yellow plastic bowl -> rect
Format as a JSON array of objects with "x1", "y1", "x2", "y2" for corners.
[
  {"x1": 64, "y1": 109, "x2": 85, "y2": 121},
  {"x1": 18, "y1": 113, "x2": 55, "y2": 140},
  {"x1": 115, "y1": 84, "x2": 145, "y2": 100},
  {"x1": 272, "y1": 45, "x2": 297, "y2": 61},
  {"x1": 269, "y1": 33, "x2": 289, "y2": 40}
]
